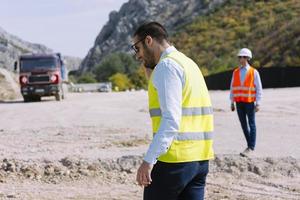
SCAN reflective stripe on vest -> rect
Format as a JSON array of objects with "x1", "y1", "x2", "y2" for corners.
[
  {"x1": 232, "y1": 86, "x2": 256, "y2": 91},
  {"x1": 148, "y1": 50, "x2": 214, "y2": 163},
  {"x1": 232, "y1": 67, "x2": 256, "y2": 103},
  {"x1": 233, "y1": 93, "x2": 256, "y2": 98},
  {"x1": 149, "y1": 106, "x2": 213, "y2": 117},
  {"x1": 153, "y1": 131, "x2": 213, "y2": 141}
]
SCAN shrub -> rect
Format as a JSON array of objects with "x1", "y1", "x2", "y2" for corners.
[
  {"x1": 129, "y1": 67, "x2": 148, "y2": 90},
  {"x1": 109, "y1": 73, "x2": 132, "y2": 91}
]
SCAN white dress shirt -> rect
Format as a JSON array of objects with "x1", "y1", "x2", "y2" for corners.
[
  {"x1": 229, "y1": 64, "x2": 263, "y2": 105},
  {"x1": 144, "y1": 46, "x2": 185, "y2": 165}
]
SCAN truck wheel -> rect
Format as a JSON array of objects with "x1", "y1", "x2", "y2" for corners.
[
  {"x1": 56, "y1": 85, "x2": 65, "y2": 101},
  {"x1": 30, "y1": 96, "x2": 40, "y2": 102},
  {"x1": 55, "y1": 93, "x2": 61, "y2": 101},
  {"x1": 23, "y1": 96, "x2": 31, "y2": 102},
  {"x1": 35, "y1": 96, "x2": 41, "y2": 101},
  {"x1": 61, "y1": 87, "x2": 65, "y2": 100}
]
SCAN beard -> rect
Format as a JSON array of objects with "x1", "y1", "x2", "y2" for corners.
[{"x1": 143, "y1": 45, "x2": 157, "y2": 69}]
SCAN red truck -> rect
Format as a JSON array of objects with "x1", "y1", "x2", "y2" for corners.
[{"x1": 14, "y1": 53, "x2": 67, "y2": 102}]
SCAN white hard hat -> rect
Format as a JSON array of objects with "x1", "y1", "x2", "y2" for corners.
[{"x1": 237, "y1": 48, "x2": 252, "y2": 59}]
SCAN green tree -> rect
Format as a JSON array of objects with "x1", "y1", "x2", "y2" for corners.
[
  {"x1": 77, "y1": 73, "x2": 97, "y2": 83},
  {"x1": 94, "y1": 52, "x2": 138, "y2": 82}
]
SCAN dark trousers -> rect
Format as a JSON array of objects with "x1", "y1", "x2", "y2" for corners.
[
  {"x1": 236, "y1": 102, "x2": 256, "y2": 150},
  {"x1": 144, "y1": 160, "x2": 209, "y2": 200}
]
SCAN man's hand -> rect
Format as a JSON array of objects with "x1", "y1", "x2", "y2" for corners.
[
  {"x1": 231, "y1": 103, "x2": 235, "y2": 112},
  {"x1": 255, "y1": 104, "x2": 260, "y2": 112},
  {"x1": 136, "y1": 161, "x2": 153, "y2": 187}
]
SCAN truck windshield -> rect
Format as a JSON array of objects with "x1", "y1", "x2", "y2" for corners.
[{"x1": 20, "y1": 58, "x2": 57, "y2": 72}]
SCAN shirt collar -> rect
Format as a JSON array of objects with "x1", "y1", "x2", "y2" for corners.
[
  {"x1": 160, "y1": 46, "x2": 177, "y2": 59},
  {"x1": 240, "y1": 63, "x2": 250, "y2": 70}
]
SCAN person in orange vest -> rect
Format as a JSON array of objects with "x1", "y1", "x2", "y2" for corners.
[{"x1": 230, "y1": 48, "x2": 263, "y2": 157}]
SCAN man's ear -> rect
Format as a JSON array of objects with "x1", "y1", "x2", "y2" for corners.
[{"x1": 145, "y1": 35, "x2": 153, "y2": 47}]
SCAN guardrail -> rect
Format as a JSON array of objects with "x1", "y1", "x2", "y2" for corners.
[{"x1": 68, "y1": 82, "x2": 112, "y2": 92}]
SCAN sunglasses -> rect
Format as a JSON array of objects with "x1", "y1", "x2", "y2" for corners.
[
  {"x1": 238, "y1": 56, "x2": 248, "y2": 59},
  {"x1": 131, "y1": 37, "x2": 146, "y2": 54}
]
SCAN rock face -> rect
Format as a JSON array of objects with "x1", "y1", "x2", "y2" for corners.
[
  {"x1": 79, "y1": 0, "x2": 226, "y2": 73},
  {"x1": 0, "y1": 26, "x2": 81, "y2": 72},
  {"x1": 0, "y1": 26, "x2": 52, "y2": 71},
  {"x1": 63, "y1": 56, "x2": 82, "y2": 72}
]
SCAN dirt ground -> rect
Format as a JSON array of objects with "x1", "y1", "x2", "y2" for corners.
[{"x1": 0, "y1": 88, "x2": 299, "y2": 199}]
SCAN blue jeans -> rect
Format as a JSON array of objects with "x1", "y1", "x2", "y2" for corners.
[
  {"x1": 236, "y1": 102, "x2": 256, "y2": 150},
  {"x1": 144, "y1": 160, "x2": 209, "y2": 200}
]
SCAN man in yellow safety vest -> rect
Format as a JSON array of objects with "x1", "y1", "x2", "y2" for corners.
[{"x1": 132, "y1": 21, "x2": 214, "y2": 200}]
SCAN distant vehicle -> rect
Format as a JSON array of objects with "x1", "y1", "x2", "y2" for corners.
[
  {"x1": 98, "y1": 83, "x2": 112, "y2": 92},
  {"x1": 14, "y1": 53, "x2": 67, "y2": 102}
]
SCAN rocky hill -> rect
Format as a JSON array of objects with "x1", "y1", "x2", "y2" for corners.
[
  {"x1": 172, "y1": 0, "x2": 300, "y2": 75},
  {"x1": 79, "y1": 0, "x2": 226, "y2": 73},
  {"x1": 63, "y1": 56, "x2": 82, "y2": 72},
  {"x1": 0, "y1": 26, "x2": 81, "y2": 72}
]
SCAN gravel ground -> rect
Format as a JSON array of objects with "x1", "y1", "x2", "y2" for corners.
[{"x1": 0, "y1": 88, "x2": 299, "y2": 199}]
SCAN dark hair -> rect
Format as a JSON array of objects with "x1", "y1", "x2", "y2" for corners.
[
  {"x1": 247, "y1": 59, "x2": 253, "y2": 66},
  {"x1": 134, "y1": 22, "x2": 168, "y2": 43}
]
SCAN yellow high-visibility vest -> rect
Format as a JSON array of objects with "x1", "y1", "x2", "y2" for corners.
[{"x1": 148, "y1": 51, "x2": 214, "y2": 163}]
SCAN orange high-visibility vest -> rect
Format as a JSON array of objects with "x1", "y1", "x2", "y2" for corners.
[{"x1": 232, "y1": 67, "x2": 256, "y2": 103}]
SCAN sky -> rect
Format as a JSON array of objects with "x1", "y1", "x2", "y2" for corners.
[{"x1": 0, "y1": 0, "x2": 128, "y2": 58}]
